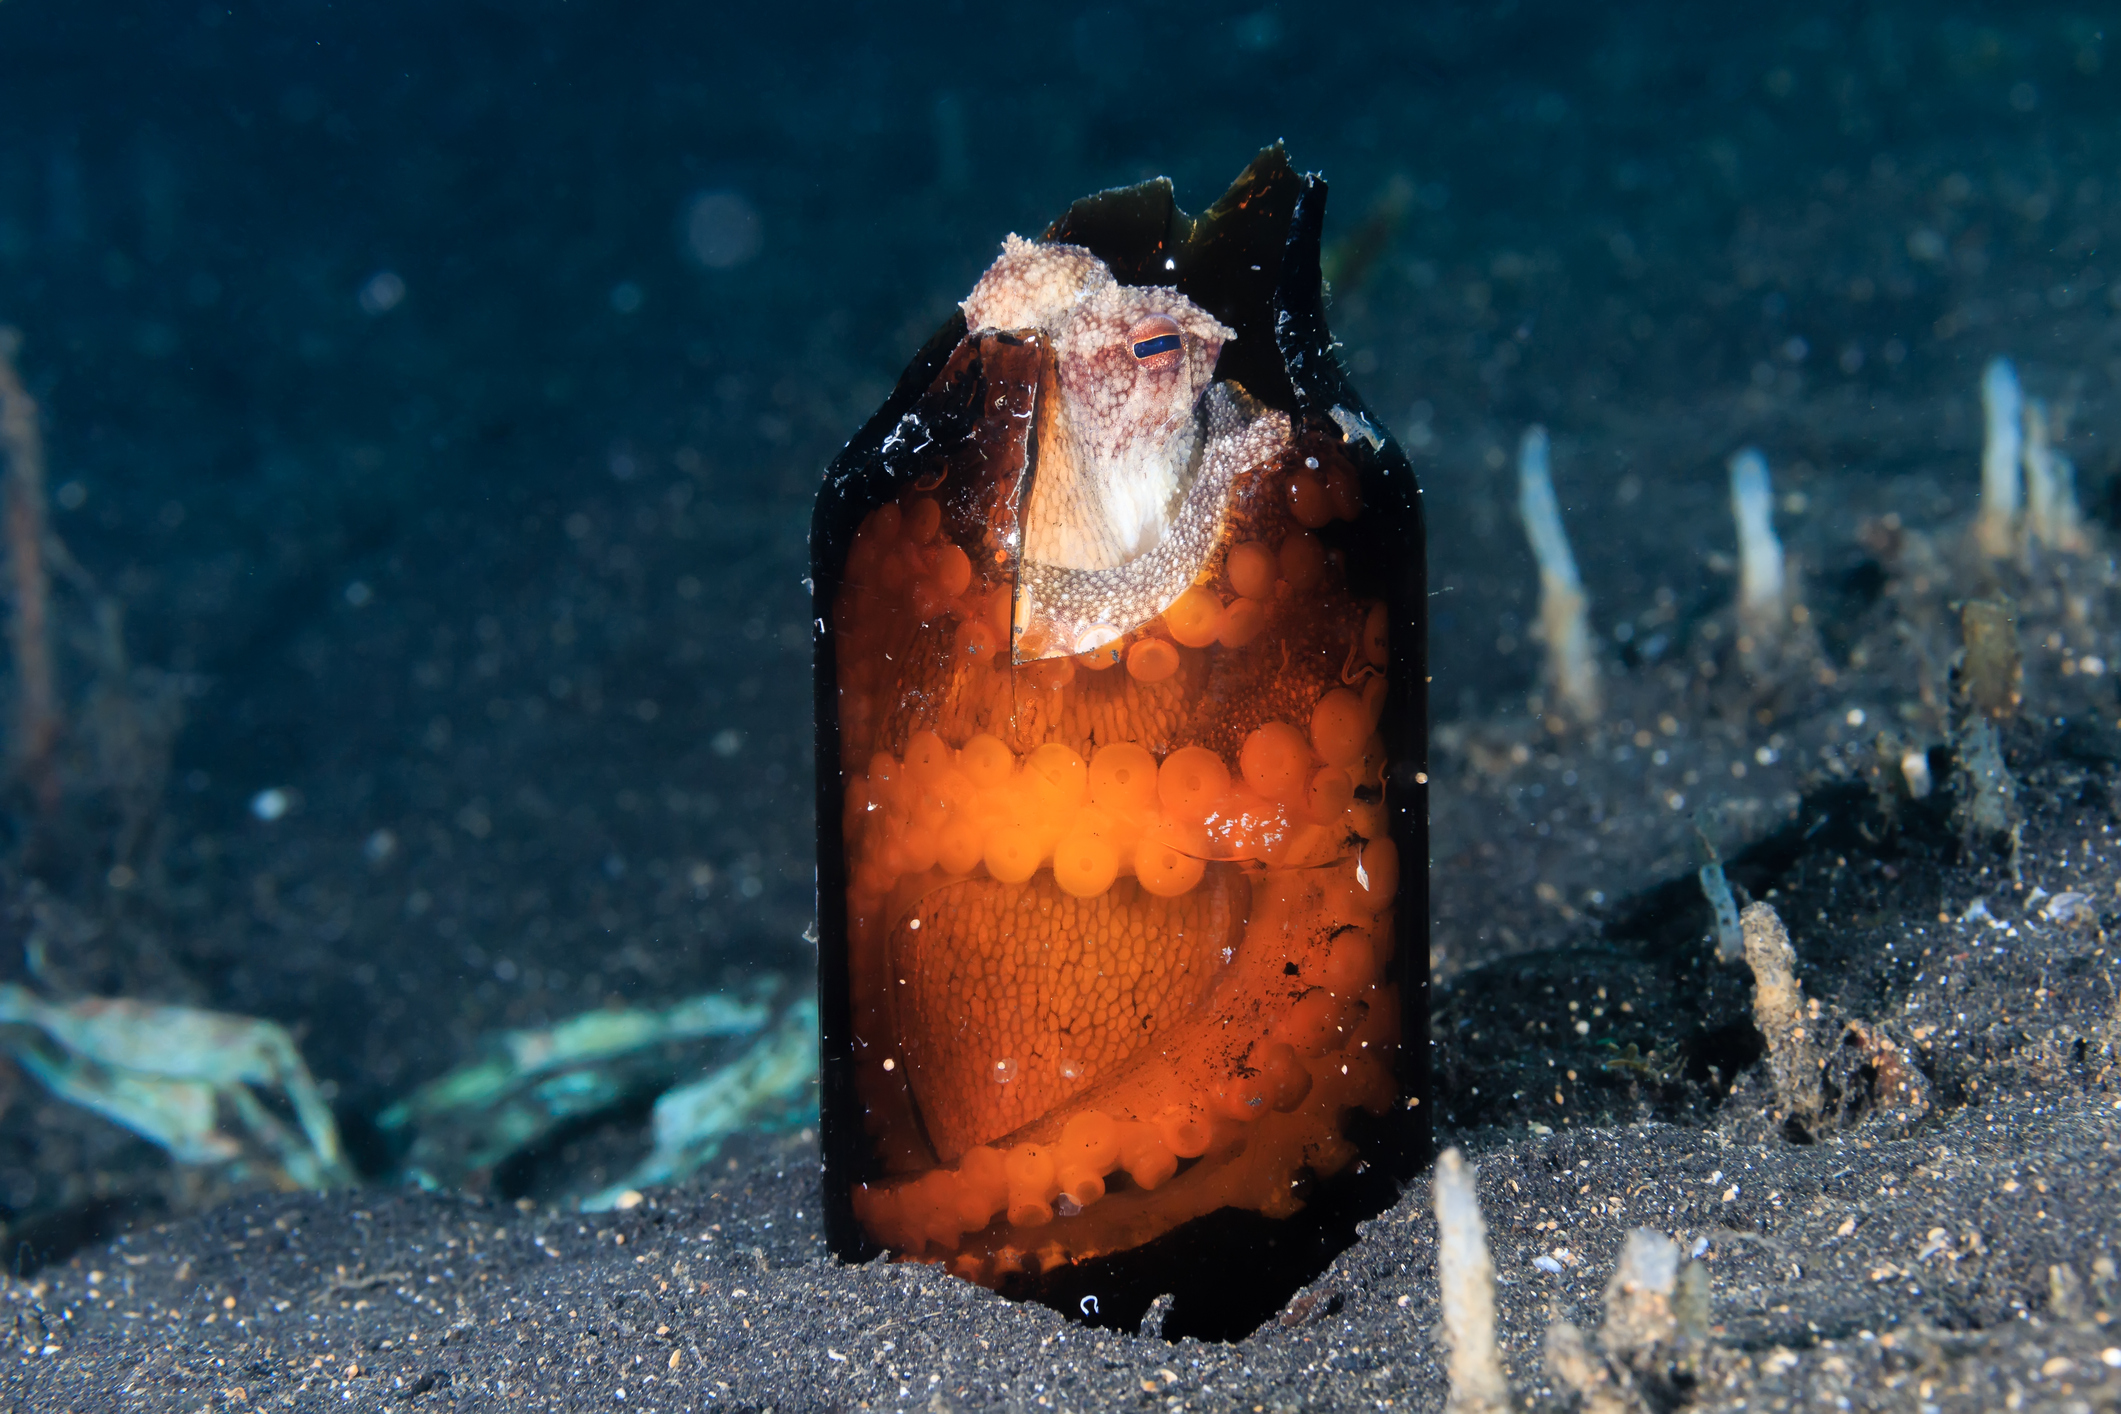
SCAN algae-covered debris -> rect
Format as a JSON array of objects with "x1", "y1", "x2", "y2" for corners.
[
  {"x1": 379, "y1": 980, "x2": 815, "y2": 1200},
  {"x1": 1953, "y1": 716, "x2": 2021, "y2": 849},
  {"x1": 1738, "y1": 901, "x2": 1822, "y2": 1128},
  {"x1": 1737, "y1": 902, "x2": 1932, "y2": 1142},
  {"x1": 0, "y1": 983, "x2": 352, "y2": 1190},
  {"x1": 1955, "y1": 597, "x2": 2022, "y2": 722},
  {"x1": 1950, "y1": 598, "x2": 2024, "y2": 855},
  {"x1": 583, "y1": 998, "x2": 817, "y2": 1212},
  {"x1": 1826, "y1": 1019, "x2": 1931, "y2": 1132}
]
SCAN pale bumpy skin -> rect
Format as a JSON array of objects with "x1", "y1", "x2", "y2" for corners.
[
  {"x1": 961, "y1": 236, "x2": 1244, "y2": 662},
  {"x1": 1020, "y1": 384, "x2": 1287, "y2": 662}
]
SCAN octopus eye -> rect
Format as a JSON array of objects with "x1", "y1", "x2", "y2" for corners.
[{"x1": 1128, "y1": 316, "x2": 1184, "y2": 366}]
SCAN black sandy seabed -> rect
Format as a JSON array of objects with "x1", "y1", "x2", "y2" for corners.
[
  {"x1": 14, "y1": 738, "x2": 2121, "y2": 1411},
  {"x1": 4, "y1": 1, "x2": 2121, "y2": 1409}
]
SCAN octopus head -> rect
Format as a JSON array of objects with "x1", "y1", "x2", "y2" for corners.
[{"x1": 962, "y1": 235, "x2": 1236, "y2": 574}]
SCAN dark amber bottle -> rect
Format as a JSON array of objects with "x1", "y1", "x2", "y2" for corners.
[{"x1": 810, "y1": 147, "x2": 1428, "y2": 1325}]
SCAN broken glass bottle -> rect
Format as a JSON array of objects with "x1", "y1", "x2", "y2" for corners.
[{"x1": 810, "y1": 146, "x2": 1428, "y2": 1330}]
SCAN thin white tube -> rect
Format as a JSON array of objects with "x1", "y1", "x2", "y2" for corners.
[
  {"x1": 1517, "y1": 426, "x2": 1600, "y2": 721},
  {"x1": 1517, "y1": 427, "x2": 1579, "y2": 592},
  {"x1": 2023, "y1": 397, "x2": 2056, "y2": 549},
  {"x1": 1435, "y1": 1148, "x2": 1513, "y2": 1413},
  {"x1": 1728, "y1": 447, "x2": 1784, "y2": 631},
  {"x1": 1976, "y1": 357, "x2": 2021, "y2": 557}
]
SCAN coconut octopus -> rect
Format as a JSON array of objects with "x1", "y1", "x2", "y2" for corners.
[{"x1": 809, "y1": 147, "x2": 1430, "y2": 1308}]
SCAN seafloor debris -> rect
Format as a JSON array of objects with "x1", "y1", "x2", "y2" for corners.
[
  {"x1": 1955, "y1": 597, "x2": 2023, "y2": 722},
  {"x1": 1433, "y1": 1146, "x2": 1513, "y2": 1414},
  {"x1": 0, "y1": 328, "x2": 191, "y2": 862},
  {"x1": 1518, "y1": 424, "x2": 1600, "y2": 724},
  {"x1": 1822, "y1": 1018, "x2": 1931, "y2": 1132},
  {"x1": 1545, "y1": 1229, "x2": 1709, "y2": 1414},
  {"x1": 379, "y1": 980, "x2": 806, "y2": 1196},
  {"x1": 0, "y1": 334, "x2": 336, "y2": 1221},
  {"x1": 1861, "y1": 729, "x2": 1936, "y2": 812},
  {"x1": 1952, "y1": 715, "x2": 2021, "y2": 852},
  {"x1": 583, "y1": 998, "x2": 818, "y2": 1212},
  {"x1": 1950, "y1": 597, "x2": 2024, "y2": 856},
  {"x1": 0, "y1": 983, "x2": 351, "y2": 1190},
  {"x1": 0, "y1": 328, "x2": 59, "y2": 813},
  {"x1": 2022, "y1": 396, "x2": 2088, "y2": 556},
  {"x1": 1737, "y1": 901, "x2": 1822, "y2": 1128},
  {"x1": 1737, "y1": 901, "x2": 1932, "y2": 1142}
]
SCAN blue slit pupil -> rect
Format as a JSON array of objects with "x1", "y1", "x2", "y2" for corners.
[{"x1": 1131, "y1": 334, "x2": 1182, "y2": 359}]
